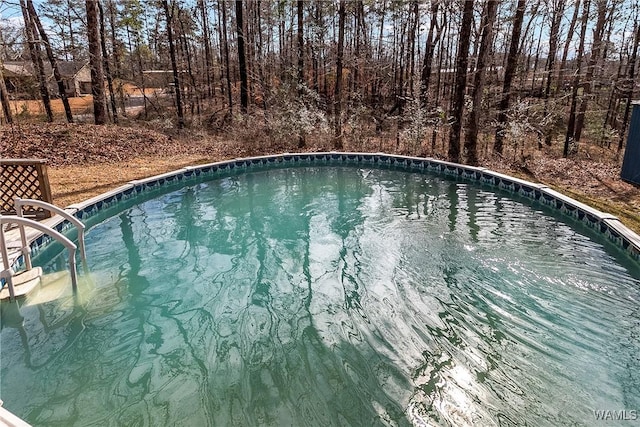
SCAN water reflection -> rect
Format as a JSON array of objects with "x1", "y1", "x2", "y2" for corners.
[{"x1": 2, "y1": 166, "x2": 640, "y2": 426}]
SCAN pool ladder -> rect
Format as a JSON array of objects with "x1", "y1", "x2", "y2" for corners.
[{"x1": 0, "y1": 198, "x2": 86, "y2": 301}]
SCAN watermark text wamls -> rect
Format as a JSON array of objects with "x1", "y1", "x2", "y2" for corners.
[{"x1": 593, "y1": 409, "x2": 638, "y2": 421}]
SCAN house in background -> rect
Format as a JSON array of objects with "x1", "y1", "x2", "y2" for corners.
[
  {"x1": 55, "y1": 61, "x2": 92, "y2": 96},
  {"x1": 1, "y1": 60, "x2": 92, "y2": 99}
]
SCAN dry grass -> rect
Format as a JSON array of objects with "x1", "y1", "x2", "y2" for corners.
[
  {"x1": 9, "y1": 96, "x2": 94, "y2": 116},
  {"x1": 48, "y1": 154, "x2": 213, "y2": 207},
  {"x1": 7, "y1": 85, "x2": 162, "y2": 119}
]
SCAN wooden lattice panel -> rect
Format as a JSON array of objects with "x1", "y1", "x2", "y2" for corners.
[{"x1": 1, "y1": 159, "x2": 53, "y2": 218}]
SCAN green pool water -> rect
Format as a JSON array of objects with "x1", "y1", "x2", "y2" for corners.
[{"x1": 1, "y1": 166, "x2": 639, "y2": 426}]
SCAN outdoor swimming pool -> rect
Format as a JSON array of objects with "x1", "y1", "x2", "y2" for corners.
[{"x1": 1, "y1": 157, "x2": 639, "y2": 426}]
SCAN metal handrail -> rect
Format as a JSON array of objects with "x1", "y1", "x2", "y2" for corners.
[
  {"x1": 14, "y1": 198, "x2": 86, "y2": 267},
  {"x1": 0, "y1": 216, "x2": 78, "y2": 301}
]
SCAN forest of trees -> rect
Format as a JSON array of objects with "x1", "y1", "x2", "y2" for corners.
[{"x1": 0, "y1": 0, "x2": 639, "y2": 165}]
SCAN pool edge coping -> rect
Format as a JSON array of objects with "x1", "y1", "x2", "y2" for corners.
[{"x1": 0, "y1": 402, "x2": 31, "y2": 427}]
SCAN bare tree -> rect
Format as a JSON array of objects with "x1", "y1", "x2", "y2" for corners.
[
  {"x1": 198, "y1": 0, "x2": 214, "y2": 99},
  {"x1": 464, "y1": 0, "x2": 498, "y2": 165},
  {"x1": 0, "y1": 59, "x2": 12, "y2": 123},
  {"x1": 106, "y1": 0, "x2": 126, "y2": 117},
  {"x1": 175, "y1": 6, "x2": 200, "y2": 116},
  {"x1": 448, "y1": 0, "x2": 474, "y2": 163},
  {"x1": 407, "y1": 1, "x2": 419, "y2": 97},
  {"x1": 98, "y1": 1, "x2": 117, "y2": 123},
  {"x1": 494, "y1": 0, "x2": 526, "y2": 155},
  {"x1": 573, "y1": 0, "x2": 608, "y2": 144},
  {"x1": 297, "y1": 0, "x2": 304, "y2": 87},
  {"x1": 85, "y1": 0, "x2": 107, "y2": 125},
  {"x1": 564, "y1": 0, "x2": 591, "y2": 157},
  {"x1": 334, "y1": 0, "x2": 346, "y2": 149},
  {"x1": 297, "y1": 0, "x2": 305, "y2": 148},
  {"x1": 219, "y1": 0, "x2": 233, "y2": 116},
  {"x1": 557, "y1": 0, "x2": 581, "y2": 94},
  {"x1": 420, "y1": 0, "x2": 441, "y2": 108},
  {"x1": 161, "y1": 0, "x2": 185, "y2": 128},
  {"x1": 26, "y1": 0, "x2": 73, "y2": 123},
  {"x1": 20, "y1": 0, "x2": 53, "y2": 122},
  {"x1": 542, "y1": 0, "x2": 566, "y2": 146},
  {"x1": 236, "y1": 0, "x2": 248, "y2": 113}
]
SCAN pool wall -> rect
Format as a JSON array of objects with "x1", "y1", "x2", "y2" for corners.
[{"x1": 8, "y1": 152, "x2": 640, "y2": 273}]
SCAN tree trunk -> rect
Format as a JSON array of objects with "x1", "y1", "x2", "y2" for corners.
[
  {"x1": 107, "y1": 0, "x2": 126, "y2": 117},
  {"x1": 447, "y1": 0, "x2": 474, "y2": 163},
  {"x1": 236, "y1": 0, "x2": 248, "y2": 113},
  {"x1": 85, "y1": 0, "x2": 107, "y2": 125},
  {"x1": 420, "y1": 0, "x2": 441, "y2": 108},
  {"x1": 0, "y1": 61, "x2": 13, "y2": 124},
  {"x1": 179, "y1": 8, "x2": 200, "y2": 116},
  {"x1": 220, "y1": 0, "x2": 233, "y2": 116},
  {"x1": 352, "y1": 1, "x2": 364, "y2": 98},
  {"x1": 311, "y1": 1, "x2": 320, "y2": 93},
  {"x1": 278, "y1": 2, "x2": 285, "y2": 78},
  {"x1": 573, "y1": 0, "x2": 608, "y2": 143},
  {"x1": 542, "y1": 0, "x2": 566, "y2": 146},
  {"x1": 563, "y1": 0, "x2": 591, "y2": 157},
  {"x1": 198, "y1": 0, "x2": 214, "y2": 98},
  {"x1": 161, "y1": 0, "x2": 185, "y2": 128},
  {"x1": 97, "y1": 0, "x2": 117, "y2": 123},
  {"x1": 518, "y1": 2, "x2": 540, "y2": 63},
  {"x1": 69, "y1": 0, "x2": 79, "y2": 60},
  {"x1": 407, "y1": 1, "x2": 419, "y2": 97},
  {"x1": 255, "y1": 0, "x2": 268, "y2": 111},
  {"x1": 494, "y1": 0, "x2": 526, "y2": 155},
  {"x1": 135, "y1": 31, "x2": 148, "y2": 120},
  {"x1": 441, "y1": 8, "x2": 453, "y2": 110},
  {"x1": 431, "y1": 6, "x2": 448, "y2": 153},
  {"x1": 297, "y1": 0, "x2": 304, "y2": 86},
  {"x1": 393, "y1": 11, "x2": 406, "y2": 117},
  {"x1": 464, "y1": 0, "x2": 498, "y2": 166},
  {"x1": 297, "y1": 0, "x2": 305, "y2": 148},
  {"x1": 26, "y1": 0, "x2": 73, "y2": 123},
  {"x1": 557, "y1": 0, "x2": 581, "y2": 95},
  {"x1": 20, "y1": 0, "x2": 53, "y2": 122},
  {"x1": 244, "y1": 1, "x2": 255, "y2": 104},
  {"x1": 374, "y1": 0, "x2": 386, "y2": 107},
  {"x1": 334, "y1": 0, "x2": 346, "y2": 149}
]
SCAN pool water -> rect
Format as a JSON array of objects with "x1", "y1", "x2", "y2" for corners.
[{"x1": 1, "y1": 166, "x2": 639, "y2": 426}]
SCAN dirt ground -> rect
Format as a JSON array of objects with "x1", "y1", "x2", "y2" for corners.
[
  {"x1": 2, "y1": 122, "x2": 639, "y2": 234},
  {"x1": 7, "y1": 87, "x2": 162, "y2": 118},
  {"x1": 9, "y1": 96, "x2": 94, "y2": 117}
]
